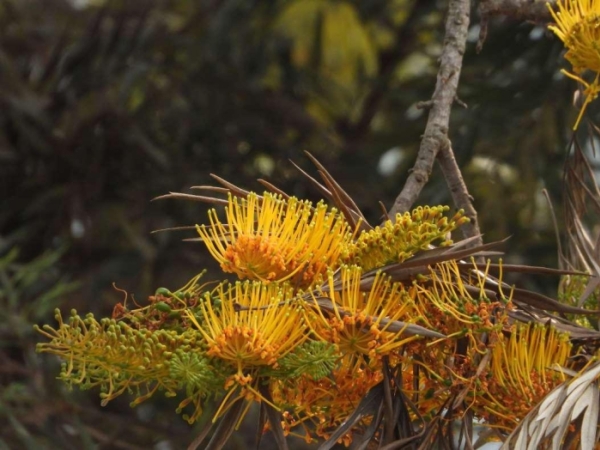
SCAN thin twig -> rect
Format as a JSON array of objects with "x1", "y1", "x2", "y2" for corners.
[
  {"x1": 389, "y1": 0, "x2": 471, "y2": 217},
  {"x1": 477, "y1": 0, "x2": 555, "y2": 52},
  {"x1": 437, "y1": 139, "x2": 483, "y2": 248},
  {"x1": 478, "y1": 0, "x2": 554, "y2": 22}
]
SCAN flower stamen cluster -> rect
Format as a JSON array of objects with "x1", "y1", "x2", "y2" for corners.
[
  {"x1": 306, "y1": 266, "x2": 418, "y2": 360},
  {"x1": 472, "y1": 323, "x2": 572, "y2": 428},
  {"x1": 197, "y1": 192, "x2": 352, "y2": 286}
]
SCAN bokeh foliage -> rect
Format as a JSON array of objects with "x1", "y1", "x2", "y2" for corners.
[{"x1": 0, "y1": 0, "x2": 585, "y2": 448}]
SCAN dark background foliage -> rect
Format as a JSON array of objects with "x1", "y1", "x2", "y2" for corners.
[{"x1": 0, "y1": 0, "x2": 584, "y2": 448}]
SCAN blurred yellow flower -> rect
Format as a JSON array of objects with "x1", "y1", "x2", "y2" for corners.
[
  {"x1": 548, "y1": 0, "x2": 600, "y2": 128},
  {"x1": 197, "y1": 192, "x2": 352, "y2": 287}
]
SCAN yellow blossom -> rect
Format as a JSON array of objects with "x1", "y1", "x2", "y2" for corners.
[
  {"x1": 473, "y1": 323, "x2": 571, "y2": 429},
  {"x1": 548, "y1": 0, "x2": 600, "y2": 128},
  {"x1": 197, "y1": 192, "x2": 353, "y2": 287},
  {"x1": 186, "y1": 280, "x2": 307, "y2": 420},
  {"x1": 305, "y1": 265, "x2": 419, "y2": 360},
  {"x1": 412, "y1": 259, "x2": 510, "y2": 338},
  {"x1": 189, "y1": 280, "x2": 306, "y2": 372},
  {"x1": 35, "y1": 309, "x2": 214, "y2": 423}
]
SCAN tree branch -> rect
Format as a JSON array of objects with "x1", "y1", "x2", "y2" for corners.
[
  {"x1": 477, "y1": 0, "x2": 555, "y2": 52},
  {"x1": 389, "y1": 0, "x2": 471, "y2": 216},
  {"x1": 437, "y1": 139, "x2": 482, "y2": 246},
  {"x1": 478, "y1": 0, "x2": 554, "y2": 22}
]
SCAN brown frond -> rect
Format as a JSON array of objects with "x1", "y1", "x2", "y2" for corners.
[
  {"x1": 154, "y1": 154, "x2": 371, "y2": 237},
  {"x1": 256, "y1": 179, "x2": 290, "y2": 199},
  {"x1": 152, "y1": 192, "x2": 229, "y2": 206},
  {"x1": 561, "y1": 129, "x2": 600, "y2": 324},
  {"x1": 303, "y1": 151, "x2": 372, "y2": 231},
  {"x1": 500, "y1": 361, "x2": 600, "y2": 450}
]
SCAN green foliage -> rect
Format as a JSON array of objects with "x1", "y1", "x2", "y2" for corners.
[
  {"x1": 0, "y1": 247, "x2": 93, "y2": 450},
  {"x1": 272, "y1": 341, "x2": 338, "y2": 380},
  {"x1": 0, "y1": 0, "x2": 568, "y2": 304},
  {"x1": 168, "y1": 350, "x2": 225, "y2": 396},
  {"x1": 558, "y1": 275, "x2": 600, "y2": 329},
  {"x1": 273, "y1": 0, "x2": 378, "y2": 115},
  {"x1": 0, "y1": 247, "x2": 79, "y2": 339}
]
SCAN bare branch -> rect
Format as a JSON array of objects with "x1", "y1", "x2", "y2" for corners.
[
  {"x1": 478, "y1": 0, "x2": 554, "y2": 22},
  {"x1": 389, "y1": 0, "x2": 471, "y2": 216},
  {"x1": 477, "y1": 0, "x2": 555, "y2": 52},
  {"x1": 437, "y1": 139, "x2": 483, "y2": 249}
]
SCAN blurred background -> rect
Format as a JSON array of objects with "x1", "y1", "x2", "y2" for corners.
[{"x1": 0, "y1": 0, "x2": 585, "y2": 448}]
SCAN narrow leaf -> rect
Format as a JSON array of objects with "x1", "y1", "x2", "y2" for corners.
[{"x1": 318, "y1": 383, "x2": 384, "y2": 450}]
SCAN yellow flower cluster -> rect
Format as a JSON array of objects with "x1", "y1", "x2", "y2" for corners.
[
  {"x1": 186, "y1": 280, "x2": 307, "y2": 412},
  {"x1": 36, "y1": 175, "x2": 583, "y2": 447}
]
